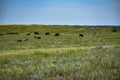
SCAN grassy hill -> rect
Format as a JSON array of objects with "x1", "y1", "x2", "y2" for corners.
[{"x1": 0, "y1": 25, "x2": 120, "y2": 80}]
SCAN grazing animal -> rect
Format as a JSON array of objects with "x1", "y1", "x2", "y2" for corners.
[
  {"x1": 34, "y1": 32, "x2": 39, "y2": 35},
  {"x1": 26, "y1": 33, "x2": 30, "y2": 36},
  {"x1": 17, "y1": 40, "x2": 22, "y2": 42},
  {"x1": 79, "y1": 34, "x2": 84, "y2": 37},
  {"x1": 45, "y1": 32, "x2": 50, "y2": 35},
  {"x1": 36, "y1": 37, "x2": 41, "y2": 39},
  {"x1": 54, "y1": 33, "x2": 60, "y2": 36},
  {"x1": 112, "y1": 29, "x2": 117, "y2": 32}
]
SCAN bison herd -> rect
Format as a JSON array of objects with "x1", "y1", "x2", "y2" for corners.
[{"x1": 16, "y1": 31, "x2": 84, "y2": 42}]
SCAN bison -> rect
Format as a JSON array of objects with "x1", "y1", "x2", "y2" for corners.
[
  {"x1": 79, "y1": 34, "x2": 84, "y2": 37},
  {"x1": 36, "y1": 37, "x2": 41, "y2": 39},
  {"x1": 26, "y1": 33, "x2": 30, "y2": 36},
  {"x1": 54, "y1": 33, "x2": 60, "y2": 36},
  {"x1": 34, "y1": 32, "x2": 39, "y2": 35},
  {"x1": 45, "y1": 32, "x2": 50, "y2": 35},
  {"x1": 17, "y1": 40, "x2": 22, "y2": 42},
  {"x1": 112, "y1": 29, "x2": 117, "y2": 32}
]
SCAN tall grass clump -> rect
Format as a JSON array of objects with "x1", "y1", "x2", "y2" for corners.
[{"x1": 0, "y1": 48, "x2": 120, "y2": 80}]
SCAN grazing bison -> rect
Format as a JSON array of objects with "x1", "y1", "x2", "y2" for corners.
[
  {"x1": 54, "y1": 33, "x2": 60, "y2": 36},
  {"x1": 112, "y1": 29, "x2": 117, "y2": 32},
  {"x1": 17, "y1": 40, "x2": 22, "y2": 42},
  {"x1": 36, "y1": 37, "x2": 41, "y2": 39},
  {"x1": 34, "y1": 32, "x2": 39, "y2": 35},
  {"x1": 79, "y1": 34, "x2": 84, "y2": 37},
  {"x1": 45, "y1": 32, "x2": 50, "y2": 35},
  {"x1": 26, "y1": 33, "x2": 30, "y2": 36}
]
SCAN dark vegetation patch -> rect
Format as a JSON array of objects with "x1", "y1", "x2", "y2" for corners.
[
  {"x1": 6, "y1": 32, "x2": 19, "y2": 35},
  {"x1": 34, "y1": 36, "x2": 36, "y2": 38},
  {"x1": 0, "y1": 32, "x2": 19, "y2": 36},
  {"x1": 24, "y1": 39, "x2": 28, "y2": 41},
  {"x1": 91, "y1": 46, "x2": 103, "y2": 50},
  {"x1": 0, "y1": 33, "x2": 4, "y2": 36}
]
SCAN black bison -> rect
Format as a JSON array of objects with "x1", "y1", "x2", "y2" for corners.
[
  {"x1": 45, "y1": 32, "x2": 50, "y2": 35},
  {"x1": 17, "y1": 40, "x2": 22, "y2": 42},
  {"x1": 36, "y1": 37, "x2": 41, "y2": 39},
  {"x1": 54, "y1": 33, "x2": 60, "y2": 36},
  {"x1": 26, "y1": 33, "x2": 30, "y2": 36},
  {"x1": 112, "y1": 29, "x2": 117, "y2": 32},
  {"x1": 79, "y1": 34, "x2": 84, "y2": 37},
  {"x1": 34, "y1": 32, "x2": 39, "y2": 35}
]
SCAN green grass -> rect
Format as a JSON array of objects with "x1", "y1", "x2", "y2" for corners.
[{"x1": 0, "y1": 25, "x2": 120, "y2": 80}]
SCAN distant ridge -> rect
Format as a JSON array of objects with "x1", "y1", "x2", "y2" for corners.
[
  {"x1": 0, "y1": 24, "x2": 120, "y2": 30},
  {"x1": 30, "y1": 24, "x2": 120, "y2": 30}
]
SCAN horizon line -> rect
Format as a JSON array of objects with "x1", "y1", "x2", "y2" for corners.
[{"x1": 0, "y1": 24, "x2": 120, "y2": 26}]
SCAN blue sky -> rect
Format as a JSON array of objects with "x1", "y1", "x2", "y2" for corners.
[{"x1": 0, "y1": 0, "x2": 120, "y2": 25}]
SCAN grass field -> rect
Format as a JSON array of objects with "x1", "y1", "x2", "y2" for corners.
[{"x1": 0, "y1": 25, "x2": 120, "y2": 80}]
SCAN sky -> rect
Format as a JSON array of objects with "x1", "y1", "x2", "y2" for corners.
[{"x1": 0, "y1": 0, "x2": 120, "y2": 25}]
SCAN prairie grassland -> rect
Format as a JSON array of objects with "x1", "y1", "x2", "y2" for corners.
[{"x1": 0, "y1": 25, "x2": 120, "y2": 80}]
